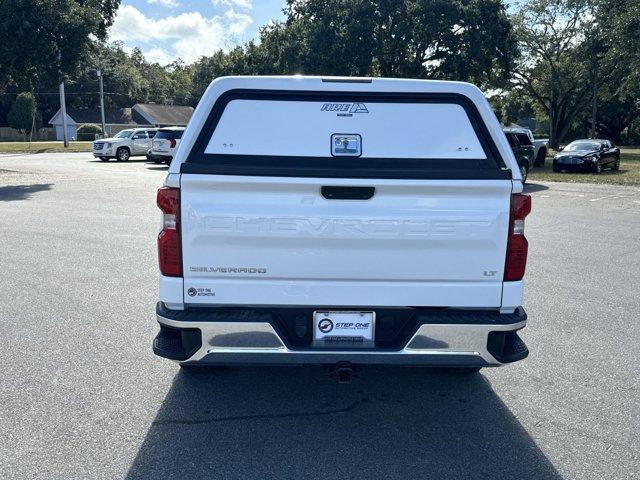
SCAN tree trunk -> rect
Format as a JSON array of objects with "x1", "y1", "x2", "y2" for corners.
[{"x1": 549, "y1": 113, "x2": 560, "y2": 149}]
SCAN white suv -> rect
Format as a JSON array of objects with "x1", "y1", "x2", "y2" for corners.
[
  {"x1": 147, "y1": 127, "x2": 185, "y2": 165},
  {"x1": 153, "y1": 76, "x2": 531, "y2": 376},
  {"x1": 92, "y1": 128, "x2": 157, "y2": 162}
]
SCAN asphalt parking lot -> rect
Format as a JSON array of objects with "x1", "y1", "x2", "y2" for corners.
[{"x1": 1, "y1": 152, "x2": 638, "y2": 479}]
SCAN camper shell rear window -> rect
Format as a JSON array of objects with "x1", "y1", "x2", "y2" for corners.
[{"x1": 183, "y1": 90, "x2": 509, "y2": 179}]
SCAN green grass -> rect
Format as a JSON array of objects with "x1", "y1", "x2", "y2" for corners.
[
  {"x1": 1, "y1": 140, "x2": 638, "y2": 186},
  {"x1": 0, "y1": 141, "x2": 92, "y2": 154},
  {"x1": 529, "y1": 146, "x2": 640, "y2": 186}
]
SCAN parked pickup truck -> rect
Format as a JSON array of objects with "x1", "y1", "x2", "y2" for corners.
[
  {"x1": 504, "y1": 127, "x2": 548, "y2": 167},
  {"x1": 153, "y1": 76, "x2": 531, "y2": 377},
  {"x1": 504, "y1": 129, "x2": 535, "y2": 182},
  {"x1": 92, "y1": 128, "x2": 157, "y2": 162}
]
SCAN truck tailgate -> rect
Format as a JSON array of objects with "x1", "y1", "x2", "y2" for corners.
[{"x1": 181, "y1": 175, "x2": 511, "y2": 307}]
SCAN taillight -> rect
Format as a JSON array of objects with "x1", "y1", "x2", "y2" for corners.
[
  {"x1": 157, "y1": 187, "x2": 182, "y2": 277},
  {"x1": 169, "y1": 138, "x2": 176, "y2": 148},
  {"x1": 504, "y1": 193, "x2": 531, "y2": 281}
]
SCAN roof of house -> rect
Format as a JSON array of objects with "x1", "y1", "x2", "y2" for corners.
[
  {"x1": 49, "y1": 103, "x2": 194, "y2": 127},
  {"x1": 49, "y1": 108, "x2": 136, "y2": 125},
  {"x1": 132, "y1": 103, "x2": 194, "y2": 126}
]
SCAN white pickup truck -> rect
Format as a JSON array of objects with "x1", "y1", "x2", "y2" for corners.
[{"x1": 153, "y1": 76, "x2": 531, "y2": 377}]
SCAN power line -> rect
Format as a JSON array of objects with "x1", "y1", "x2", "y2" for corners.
[{"x1": 2, "y1": 91, "x2": 131, "y2": 96}]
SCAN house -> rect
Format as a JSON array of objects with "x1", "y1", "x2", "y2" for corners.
[
  {"x1": 131, "y1": 104, "x2": 194, "y2": 127},
  {"x1": 49, "y1": 108, "x2": 137, "y2": 140},
  {"x1": 48, "y1": 107, "x2": 137, "y2": 140},
  {"x1": 48, "y1": 103, "x2": 194, "y2": 140}
]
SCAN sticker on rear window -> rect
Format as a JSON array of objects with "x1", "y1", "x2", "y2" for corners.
[{"x1": 331, "y1": 134, "x2": 362, "y2": 157}]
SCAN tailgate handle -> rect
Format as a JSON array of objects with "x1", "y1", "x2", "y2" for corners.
[{"x1": 321, "y1": 186, "x2": 375, "y2": 200}]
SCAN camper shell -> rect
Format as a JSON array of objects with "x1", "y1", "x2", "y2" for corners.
[{"x1": 153, "y1": 76, "x2": 531, "y2": 371}]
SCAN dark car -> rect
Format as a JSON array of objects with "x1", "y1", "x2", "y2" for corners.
[
  {"x1": 504, "y1": 130, "x2": 535, "y2": 182},
  {"x1": 553, "y1": 139, "x2": 620, "y2": 173}
]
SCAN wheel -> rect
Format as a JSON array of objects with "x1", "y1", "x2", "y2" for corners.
[
  {"x1": 534, "y1": 148, "x2": 546, "y2": 167},
  {"x1": 519, "y1": 159, "x2": 529, "y2": 183},
  {"x1": 594, "y1": 160, "x2": 602, "y2": 174},
  {"x1": 612, "y1": 157, "x2": 620, "y2": 171},
  {"x1": 553, "y1": 166, "x2": 560, "y2": 173},
  {"x1": 100, "y1": 157, "x2": 109, "y2": 162},
  {"x1": 153, "y1": 157, "x2": 161, "y2": 164},
  {"x1": 116, "y1": 147, "x2": 130, "y2": 162}
]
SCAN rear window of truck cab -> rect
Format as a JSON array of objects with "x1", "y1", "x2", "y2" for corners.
[
  {"x1": 183, "y1": 90, "x2": 509, "y2": 179},
  {"x1": 515, "y1": 133, "x2": 532, "y2": 146}
]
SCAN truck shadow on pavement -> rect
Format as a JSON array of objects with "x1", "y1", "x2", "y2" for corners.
[
  {"x1": 0, "y1": 183, "x2": 52, "y2": 201},
  {"x1": 126, "y1": 366, "x2": 561, "y2": 480},
  {"x1": 523, "y1": 182, "x2": 550, "y2": 193}
]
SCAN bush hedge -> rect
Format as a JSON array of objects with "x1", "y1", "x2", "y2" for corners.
[{"x1": 77, "y1": 124, "x2": 103, "y2": 141}]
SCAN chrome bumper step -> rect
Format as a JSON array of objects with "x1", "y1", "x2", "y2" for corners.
[{"x1": 154, "y1": 303, "x2": 527, "y2": 367}]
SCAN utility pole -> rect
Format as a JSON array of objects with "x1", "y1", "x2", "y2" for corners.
[
  {"x1": 590, "y1": 62, "x2": 598, "y2": 139},
  {"x1": 59, "y1": 81, "x2": 69, "y2": 147},
  {"x1": 97, "y1": 69, "x2": 106, "y2": 137}
]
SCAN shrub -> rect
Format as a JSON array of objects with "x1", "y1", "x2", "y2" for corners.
[{"x1": 77, "y1": 124, "x2": 103, "y2": 141}]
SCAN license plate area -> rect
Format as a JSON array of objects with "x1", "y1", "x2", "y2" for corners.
[{"x1": 313, "y1": 311, "x2": 375, "y2": 344}]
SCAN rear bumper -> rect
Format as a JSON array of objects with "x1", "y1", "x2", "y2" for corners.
[
  {"x1": 154, "y1": 303, "x2": 528, "y2": 367},
  {"x1": 147, "y1": 152, "x2": 172, "y2": 163}
]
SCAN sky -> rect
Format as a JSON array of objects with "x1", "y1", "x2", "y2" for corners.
[{"x1": 108, "y1": 0, "x2": 286, "y2": 65}]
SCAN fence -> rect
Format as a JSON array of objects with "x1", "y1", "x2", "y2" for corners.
[{"x1": 0, "y1": 127, "x2": 55, "y2": 141}]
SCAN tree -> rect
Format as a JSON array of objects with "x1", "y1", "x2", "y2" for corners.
[
  {"x1": 589, "y1": 96, "x2": 640, "y2": 143},
  {"x1": 190, "y1": 51, "x2": 236, "y2": 103},
  {"x1": 589, "y1": 0, "x2": 640, "y2": 143},
  {"x1": 490, "y1": 88, "x2": 537, "y2": 126},
  {"x1": 512, "y1": 0, "x2": 596, "y2": 148},
  {"x1": 597, "y1": 0, "x2": 640, "y2": 99},
  {"x1": 0, "y1": 0, "x2": 121, "y2": 91},
  {"x1": 7, "y1": 92, "x2": 41, "y2": 135},
  {"x1": 165, "y1": 60, "x2": 195, "y2": 106},
  {"x1": 586, "y1": 65, "x2": 640, "y2": 143},
  {"x1": 256, "y1": 0, "x2": 517, "y2": 88}
]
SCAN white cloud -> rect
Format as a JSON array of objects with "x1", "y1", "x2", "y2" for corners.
[
  {"x1": 147, "y1": 0, "x2": 181, "y2": 7},
  {"x1": 109, "y1": 4, "x2": 254, "y2": 64},
  {"x1": 213, "y1": 0, "x2": 252, "y2": 9},
  {"x1": 221, "y1": 10, "x2": 252, "y2": 35},
  {"x1": 143, "y1": 47, "x2": 176, "y2": 65}
]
